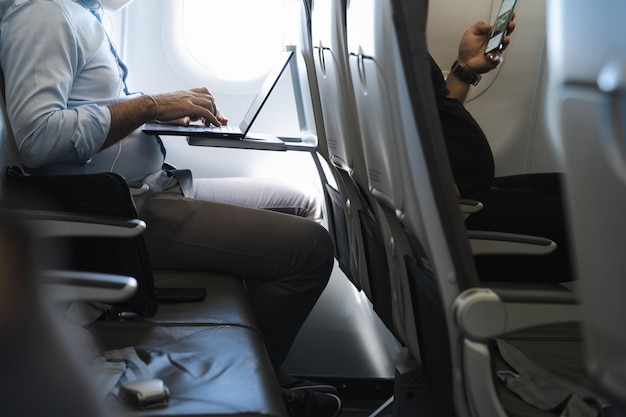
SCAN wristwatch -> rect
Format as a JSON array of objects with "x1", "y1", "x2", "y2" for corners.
[{"x1": 450, "y1": 60, "x2": 482, "y2": 86}]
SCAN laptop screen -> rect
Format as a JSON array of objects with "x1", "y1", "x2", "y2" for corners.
[{"x1": 238, "y1": 50, "x2": 293, "y2": 134}]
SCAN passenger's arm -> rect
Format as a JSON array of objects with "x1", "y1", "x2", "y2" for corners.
[
  {"x1": 446, "y1": 70, "x2": 474, "y2": 104},
  {"x1": 102, "y1": 88, "x2": 228, "y2": 151},
  {"x1": 0, "y1": 3, "x2": 107, "y2": 169}
]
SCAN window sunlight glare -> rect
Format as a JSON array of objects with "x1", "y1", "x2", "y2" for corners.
[{"x1": 183, "y1": 0, "x2": 292, "y2": 81}]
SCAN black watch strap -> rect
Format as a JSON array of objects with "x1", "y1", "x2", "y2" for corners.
[{"x1": 451, "y1": 60, "x2": 482, "y2": 86}]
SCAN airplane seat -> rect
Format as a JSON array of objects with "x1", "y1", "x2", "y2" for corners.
[
  {"x1": 307, "y1": 0, "x2": 397, "y2": 334},
  {"x1": 298, "y1": 0, "x2": 357, "y2": 288},
  {"x1": 0, "y1": 210, "x2": 114, "y2": 417},
  {"x1": 345, "y1": 0, "x2": 435, "y2": 393},
  {"x1": 546, "y1": 0, "x2": 626, "y2": 413},
  {"x1": 0, "y1": 92, "x2": 131, "y2": 417},
  {"x1": 0, "y1": 70, "x2": 288, "y2": 416},
  {"x1": 4, "y1": 166, "x2": 162, "y2": 316},
  {"x1": 343, "y1": 0, "x2": 556, "y2": 352},
  {"x1": 344, "y1": 0, "x2": 616, "y2": 416},
  {"x1": 371, "y1": 0, "x2": 614, "y2": 416}
]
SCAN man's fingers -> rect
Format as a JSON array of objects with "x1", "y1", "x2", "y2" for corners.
[{"x1": 487, "y1": 53, "x2": 502, "y2": 66}]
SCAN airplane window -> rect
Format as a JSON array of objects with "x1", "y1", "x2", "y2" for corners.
[{"x1": 182, "y1": 0, "x2": 298, "y2": 81}]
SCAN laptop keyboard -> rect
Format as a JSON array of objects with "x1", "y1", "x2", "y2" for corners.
[{"x1": 210, "y1": 124, "x2": 239, "y2": 133}]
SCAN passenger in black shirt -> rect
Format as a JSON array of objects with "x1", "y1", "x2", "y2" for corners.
[{"x1": 431, "y1": 19, "x2": 573, "y2": 283}]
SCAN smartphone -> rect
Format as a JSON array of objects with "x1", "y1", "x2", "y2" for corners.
[{"x1": 485, "y1": 0, "x2": 517, "y2": 55}]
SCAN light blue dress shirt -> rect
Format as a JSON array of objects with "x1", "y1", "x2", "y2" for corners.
[{"x1": 0, "y1": 0, "x2": 164, "y2": 181}]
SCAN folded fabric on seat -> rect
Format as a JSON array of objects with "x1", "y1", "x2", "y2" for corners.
[
  {"x1": 494, "y1": 323, "x2": 611, "y2": 417},
  {"x1": 90, "y1": 323, "x2": 287, "y2": 417}
]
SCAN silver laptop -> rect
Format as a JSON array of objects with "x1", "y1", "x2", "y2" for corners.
[{"x1": 142, "y1": 50, "x2": 293, "y2": 139}]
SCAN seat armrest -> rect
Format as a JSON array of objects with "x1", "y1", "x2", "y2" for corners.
[
  {"x1": 468, "y1": 230, "x2": 557, "y2": 255},
  {"x1": 453, "y1": 287, "x2": 580, "y2": 342},
  {"x1": 1, "y1": 209, "x2": 146, "y2": 238},
  {"x1": 2, "y1": 208, "x2": 142, "y2": 302},
  {"x1": 460, "y1": 198, "x2": 483, "y2": 220},
  {"x1": 40, "y1": 270, "x2": 138, "y2": 303}
]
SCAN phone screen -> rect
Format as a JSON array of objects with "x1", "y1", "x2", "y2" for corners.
[{"x1": 485, "y1": 0, "x2": 517, "y2": 54}]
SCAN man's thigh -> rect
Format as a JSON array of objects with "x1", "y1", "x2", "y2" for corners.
[
  {"x1": 191, "y1": 177, "x2": 322, "y2": 220},
  {"x1": 138, "y1": 193, "x2": 328, "y2": 279}
]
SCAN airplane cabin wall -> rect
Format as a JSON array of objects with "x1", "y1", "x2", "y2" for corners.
[{"x1": 427, "y1": 0, "x2": 558, "y2": 176}]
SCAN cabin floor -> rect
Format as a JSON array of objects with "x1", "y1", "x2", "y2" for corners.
[{"x1": 290, "y1": 377, "x2": 394, "y2": 417}]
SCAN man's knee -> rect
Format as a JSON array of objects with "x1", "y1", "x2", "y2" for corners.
[{"x1": 303, "y1": 221, "x2": 335, "y2": 279}]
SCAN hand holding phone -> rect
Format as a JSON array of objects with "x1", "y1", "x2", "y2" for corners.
[{"x1": 485, "y1": 0, "x2": 517, "y2": 55}]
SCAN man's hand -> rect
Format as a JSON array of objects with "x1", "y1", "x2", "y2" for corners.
[
  {"x1": 457, "y1": 15, "x2": 516, "y2": 74},
  {"x1": 151, "y1": 87, "x2": 229, "y2": 127},
  {"x1": 445, "y1": 15, "x2": 516, "y2": 103},
  {"x1": 103, "y1": 87, "x2": 229, "y2": 151}
]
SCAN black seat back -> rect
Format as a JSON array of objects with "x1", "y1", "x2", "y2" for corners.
[{"x1": 3, "y1": 167, "x2": 158, "y2": 318}]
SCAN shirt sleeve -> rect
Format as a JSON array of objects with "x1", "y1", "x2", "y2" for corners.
[{"x1": 0, "y1": 2, "x2": 111, "y2": 169}]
